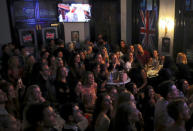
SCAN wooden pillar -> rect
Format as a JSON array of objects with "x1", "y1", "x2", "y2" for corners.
[{"x1": 121, "y1": 0, "x2": 132, "y2": 44}]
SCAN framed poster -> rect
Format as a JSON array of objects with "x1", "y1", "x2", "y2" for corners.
[
  {"x1": 161, "y1": 37, "x2": 170, "y2": 53},
  {"x1": 71, "y1": 31, "x2": 79, "y2": 42},
  {"x1": 42, "y1": 27, "x2": 58, "y2": 46},
  {"x1": 19, "y1": 28, "x2": 37, "y2": 47},
  {"x1": 18, "y1": 28, "x2": 37, "y2": 56}
]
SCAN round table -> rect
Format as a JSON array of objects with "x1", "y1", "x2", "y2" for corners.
[{"x1": 106, "y1": 78, "x2": 131, "y2": 86}]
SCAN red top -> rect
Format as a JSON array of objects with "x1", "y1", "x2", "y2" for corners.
[{"x1": 137, "y1": 50, "x2": 150, "y2": 66}]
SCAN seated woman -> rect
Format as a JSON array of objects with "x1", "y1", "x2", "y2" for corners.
[
  {"x1": 6, "y1": 56, "x2": 22, "y2": 86},
  {"x1": 145, "y1": 57, "x2": 153, "y2": 71},
  {"x1": 55, "y1": 66, "x2": 72, "y2": 104},
  {"x1": 125, "y1": 83, "x2": 144, "y2": 110},
  {"x1": 119, "y1": 40, "x2": 129, "y2": 55},
  {"x1": 176, "y1": 52, "x2": 192, "y2": 84},
  {"x1": 152, "y1": 50, "x2": 160, "y2": 68},
  {"x1": 125, "y1": 83, "x2": 138, "y2": 97},
  {"x1": 128, "y1": 59, "x2": 147, "y2": 92},
  {"x1": 48, "y1": 55, "x2": 57, "y2": 80},
  {"x1": 85, "y1": 45, "x2": 94, "y2": 60},
  {"x1": 23, "y1": 85, "x2": 45, "y2": 107},
  {"x1": 145, "y1": 50, "x2": 160, "y2": 70},
  {"x1": 68, "y1": 53, "x2": 86, "y2": 89},
  {"x1": 95, "y1": 53, "x2": 106, "y2": 65},
  {"x1": 108, "y1": 53, "x2": 124, "y2": 74},
  {"x1": 107, "y1": 87, "x2": 118, "y2": 111},
  {"x1": 101, "y1": 47, "x2": 110, "y2": 65},
  {"x1": 79, "y1": 72, "x2": 97, "y2": 113},
  {"x1": 0, "y1": 88, "x2": 21, "y2": 131},
  {"x1": 94, "y1": 93, "x2": 113, "y2": 131},
  {"x1": 92, "y1": 63, "x2": 108, "y2": 92},
  {"x1": 22, "y1": 85, "x2": 46, "y2": 129},
  {"x1": 0, "y1": 81, "x2": 21, "y2": 120},
  {"x1": 124, "y1": 52, "x2": 134, "y2": 72}
]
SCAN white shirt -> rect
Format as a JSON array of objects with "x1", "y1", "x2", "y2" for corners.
[{"x1": 125, "y1": 61, "x2": 132, "y2": 72}]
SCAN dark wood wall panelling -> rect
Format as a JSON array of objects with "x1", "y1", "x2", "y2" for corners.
[
  {"x1": 90, "y1": 0, "x2": 121, "y2": 50},
  {"x1": 132, "y1": 0, "x2": 140, "y2": 44},
  {"x1": 174, "y1": 0, "x2": 193, "y2": 64},
  {"x1": 174, "y1": 0, "x2": 185, "y2": 58},
  {"x1": 8, "y1": 0, "x2": 59, "y2": 48}
]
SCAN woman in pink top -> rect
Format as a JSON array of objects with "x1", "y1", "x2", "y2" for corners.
[{"x1": 79, "y1": 72, "x2": 97, "y2": 112}]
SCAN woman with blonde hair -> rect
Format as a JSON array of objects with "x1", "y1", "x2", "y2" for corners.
[
  {"x1": 23, "y1": 85, "x2": 45, "y2": 107},
  {"x1": 176, "y1": 52, "x2": 192, "y2": 84},
  {"x1": 176, "y1": 52, "x2": 187, "y2": 64},
  {"x1": 101, "y1": 47, "x2": 110, "y2": 65}
]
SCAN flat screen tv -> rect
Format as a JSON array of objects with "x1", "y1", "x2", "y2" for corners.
[{"x1": 58, "y1": 3, "x2": 91, "y2": 22}]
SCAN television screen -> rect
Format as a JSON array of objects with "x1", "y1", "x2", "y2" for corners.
[{"x1": 58, "y1": 3, "x2": 91, "y2": 22}]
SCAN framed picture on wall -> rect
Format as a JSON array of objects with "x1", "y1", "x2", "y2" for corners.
[
  {"x1": 19, "y1": 28, "x2": 37, "y2": 47},
  {"x1": 161, "y1": 37, "x2": 170, "y2": 53},
  {"x1": 71, "y1": 31, "x2": 79, "y2": 42},
  {"x1": 18, "y1": 28, "x2": 37, "y2": 56},
  {"x1": 42, "y1": 27, "x2": 58, "y2": 46}
]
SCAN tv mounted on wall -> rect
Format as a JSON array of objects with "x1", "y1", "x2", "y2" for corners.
[{"x1": 58, "y1": 3, "x2": 91, "y2": 22}]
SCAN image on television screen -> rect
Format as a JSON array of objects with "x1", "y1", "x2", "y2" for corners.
[{"x1": 58, "y1": 3, "x2": 91, "y2": 22}]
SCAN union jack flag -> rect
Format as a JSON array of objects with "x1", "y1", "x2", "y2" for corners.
[
  {"x1": 139, "y1": 10, "x2": 156, "y2": 50},
  {"x1": 23, "y1": 35, "x2": 32, "y2": 43},
  {"x1": 46, "y1": 32, "x2": 55, "y2": 39}
]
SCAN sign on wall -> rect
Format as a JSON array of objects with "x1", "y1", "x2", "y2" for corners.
[
  {"x1": 19, "y1": 28, "x2": 37, "y2": 47},
  {"x1": 42, "y1": 27, "x2": 58, "y2": 46},
  {"x1": 161, "y1": 37, "x2": 170, "y2": 53},
  {"x1": 71, "y1": 31, "x2": 79, "y2": 42},
  {"x1": 18, "y1": 28, "x2": 37, "y2": 55}
]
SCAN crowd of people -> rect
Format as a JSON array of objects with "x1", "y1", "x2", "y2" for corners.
[{"x1": 0, "y1": 34, "x2": 193, "y2": 131}]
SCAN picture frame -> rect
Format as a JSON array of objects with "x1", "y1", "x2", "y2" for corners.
[
  {"x1": 18, "y1": 28, "x2": 38, "y2": 57},
  {"x1": 161, "y1": 37, "x2": 170, "y2": 53},
  {"x1": 71, "y1": 31, "x2": 79, "y2": 42},
  {"x1": 42, "y1": 27, "x2": 58, "y2": 46},
  {"x1": 19, "y1": 28, "x2": 37, "y2": 47}
]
